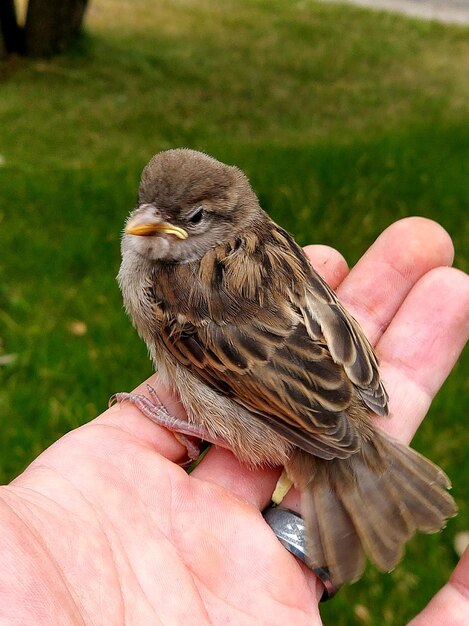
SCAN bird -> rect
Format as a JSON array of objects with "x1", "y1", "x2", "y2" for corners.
[{"x1": 115, "y1": 148, "x2": 457, "y2": 590}]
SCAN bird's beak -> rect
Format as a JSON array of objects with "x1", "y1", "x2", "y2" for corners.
[{"x1": 125, "y1": 214, "x2": 188, "y2": 240}]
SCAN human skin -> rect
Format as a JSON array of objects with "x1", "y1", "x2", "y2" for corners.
[{"x1": 0, "y1": 217, "x2": 468, "y2": 625}]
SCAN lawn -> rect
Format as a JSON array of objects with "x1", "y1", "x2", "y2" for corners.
[{"x1": 0, "y1": 0, "x2": 468, "y2": 623}]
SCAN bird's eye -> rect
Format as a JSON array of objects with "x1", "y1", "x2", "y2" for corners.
[{"x1": 188, "y1": 207, "x2": 204, "y2": 225}]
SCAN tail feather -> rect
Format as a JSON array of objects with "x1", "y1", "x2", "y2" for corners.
[
  {"x1": 301, "y1": 492, "x2": 327, "y2": 569},
  {"x1": 389, "y1": 437, "x2": 452, "y2": 489},
  {"x1": 390, "y1": 477, "x2": 448, "y2": 533},
  {"x1": 308, "y1": 484, "x2": 365, "y2": 584},
  {"x1": 339, "y1": 462, "x2": 411, "y2": 571},
  {"x1": 287, "y1": 429, "x2": 457, "y2": 588},
  {"x1": 386, "y1": 438, "x2": 456, "y2": 531}
]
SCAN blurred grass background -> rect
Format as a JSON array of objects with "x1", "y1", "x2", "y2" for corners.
[{"x1": 0, "y1": 0, "x2": 467, "y2": 623}]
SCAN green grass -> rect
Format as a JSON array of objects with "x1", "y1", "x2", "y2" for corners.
[{"x1": 0, "y1": 0, "x2": 468, "y2": 623}]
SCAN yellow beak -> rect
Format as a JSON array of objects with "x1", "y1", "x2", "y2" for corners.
[{"x1": 125, "y1": 220, "x2": 188, "y2": 240}]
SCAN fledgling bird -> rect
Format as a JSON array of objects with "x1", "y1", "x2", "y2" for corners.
[{"x1": 116, "y1": 148, "x2": 457, "y2": 590}]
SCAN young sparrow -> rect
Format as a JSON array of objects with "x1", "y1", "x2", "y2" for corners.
[{"x1": 116, "y1": 148, "x2": 456, "y2": 589}]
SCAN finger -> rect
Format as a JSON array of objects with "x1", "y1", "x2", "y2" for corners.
[
  {"x1": 408, "y1": 546, "x2": 469, "y2": 625},
  {"x1": 192, "y1": 448, "x2": 325, "y2": 604},
  {"x1": 192, "y1": 446, "x2": 282, "y2": 508},
  {"x1": 303, "y1": 244, "x2": 349, "y2": 288},
  {"x1": 374, "y1": 266, "x2": 469, "y2": 443},
  {"x1": 337, "y1": 217, "x2": 454, "y2": 345}
]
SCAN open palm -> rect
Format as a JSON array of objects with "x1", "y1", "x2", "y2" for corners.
[{"x1": 1, "y1": 218, "x2": 468, "y2": 625}]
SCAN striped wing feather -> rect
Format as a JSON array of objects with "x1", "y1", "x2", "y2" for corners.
[{"x1": 156, "y1": 225, "x2": 388, "y2": 460}]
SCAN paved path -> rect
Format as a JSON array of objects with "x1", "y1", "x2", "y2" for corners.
[{"x1": 320, "y1": 0, "x2": 469, "y2": 25}]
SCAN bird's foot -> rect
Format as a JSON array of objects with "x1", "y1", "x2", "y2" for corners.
[{"x1": 109, "y1": 384, "x2": 222, "y2": 466}]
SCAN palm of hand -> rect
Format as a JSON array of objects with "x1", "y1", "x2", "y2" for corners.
[
  {"x1": 1, "y1": 218, "x2": 468, "y2": 625},
  {"x1": 5, "y1": 413, "x2": 318, "y2": 625}
]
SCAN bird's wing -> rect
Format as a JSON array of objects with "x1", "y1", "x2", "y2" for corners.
[
  {"x1": 156, "y1": 229, "x2": 388, "y2": 460},
  {"x1": 301, "y1": 271, "x2": 389, "y2": 417}
]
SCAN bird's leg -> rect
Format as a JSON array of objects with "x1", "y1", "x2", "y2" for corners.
[
  {"x1": 271, "y1": 470, "x2": 294, "y2": 505},
  {"x1": 109, "y1": 384, "x2": 226, "y2": 465},
  {"x1": 145, "y1": 384, "x2": 202, "y2": 463}
]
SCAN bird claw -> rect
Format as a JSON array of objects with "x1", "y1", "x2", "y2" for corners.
[{"x1": 109, "y1": 386, "x2": 222, "y2": 466}]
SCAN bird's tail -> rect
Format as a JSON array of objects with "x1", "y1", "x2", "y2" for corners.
[{"x1": 287, "y1": 431, "x2": 457, "y2": 588}]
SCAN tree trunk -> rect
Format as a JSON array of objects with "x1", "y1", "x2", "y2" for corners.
[
  {"x1": 24, "y1": 0, "x2": 89, "y2": 57},
  {"x1": 0, "y1": 0, "x2": 22, "y2": 55}
]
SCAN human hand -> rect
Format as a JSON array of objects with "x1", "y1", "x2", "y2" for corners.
[{"x1": 0, "y1": 217, "x2": 467, "y2": 625}]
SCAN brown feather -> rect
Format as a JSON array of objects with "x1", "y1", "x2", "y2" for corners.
[
  {"x1": 287, "y1": 431, "x2": 457, "y2": 581},
  {"x1": 149, "y1": 224, "x2": 372, "y2": 459}
]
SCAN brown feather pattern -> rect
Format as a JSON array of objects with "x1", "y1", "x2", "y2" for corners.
[
  {"x1": 148, "y1": 225, "x2": 367, "y2": 459},
  {"x1": 119, "y1": 148, "x2": 457, "y2": 590}
]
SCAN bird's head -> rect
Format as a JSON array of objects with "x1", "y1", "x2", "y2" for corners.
[{"x1": 122, "y1": 149, "x2": 261, "y2": 262}]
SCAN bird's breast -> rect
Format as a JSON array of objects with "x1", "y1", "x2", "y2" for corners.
[{"x1": 118, "y1": 251, "x2": 163, "y2": 344}]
